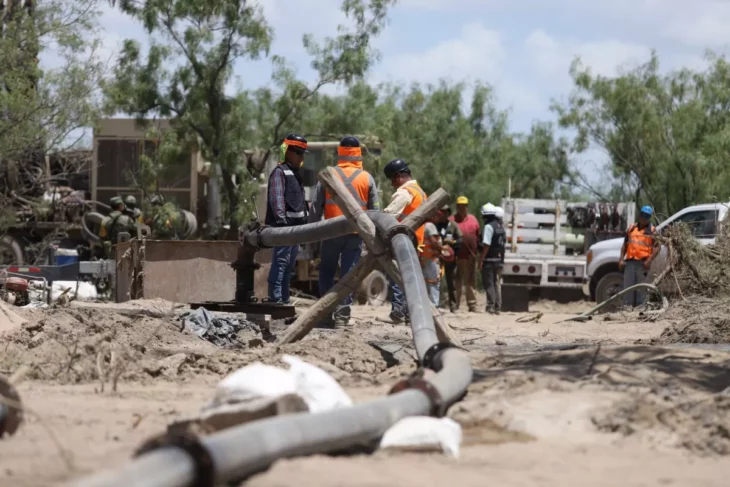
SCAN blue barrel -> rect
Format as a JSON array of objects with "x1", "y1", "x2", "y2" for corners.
[{"x1": 55, "y1": 248, "x2": 79, "y2": 266}]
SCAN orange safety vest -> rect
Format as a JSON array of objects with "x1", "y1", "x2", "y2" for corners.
[
  {"x1": 323, "y1": 146, "x2": 371, "y2": 220},
  {"x1": 420, "y1": 225, "x2": 441, "y2": 262},
  {"x1": 400, "y1": 183, "x2": 427, "y2": 246},
  {"x1": 625, "y1": 223, "x2": 656, "y2": 261}
]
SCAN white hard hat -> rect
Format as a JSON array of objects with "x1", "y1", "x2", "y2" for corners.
[
  {"x1": 495, "y1": 206, "x2": 504, "y2": 219},
  {"x1": 480, "y1": 203, "x2": 496, "y2": 216}
]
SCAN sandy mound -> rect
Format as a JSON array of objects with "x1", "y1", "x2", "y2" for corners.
[
  {"x1": 0, "y1": 306, "x2": 397, "y2": 388},
  {"x1": 0, "y1": 300, "x2": 26, "y2": 333},
  {"x1": 0, "y1": 307, "x2": 223, "y2": 383},
  {"x1": 188, "y1": 332, "x2": 398, "y2": 388},
  {"x1": 647, "y1": 297, "x2": 730, "y2": 344},
  {"x1": 593, "y1": 394, "x2": 730, "y2": 455},
  {"x1": 462, "y1": 345, "x2": 730, "y2": 455}
]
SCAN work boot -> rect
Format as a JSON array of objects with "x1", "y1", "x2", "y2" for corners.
[
  {"x1": 389, "y1": 310, "x2": 407, "y2": 324},
  {"x1": 315, "y1": 315, "x2": 336, "y2": 329},
  {"x1": 468, "y1": 306, "x2": 477, "y2": 313},
  {"x1": 485, "y1": 306, "x2": 496, "y2": 315},
  {"x1": 334, "y1": 314, "x2": 353, "y2": 330},
  {"x1": 449, "y1": 304, "x2": 457, "y2": 313},
  {"x1": 334, "y1": 321, "x2": 354, "y2": 331}
]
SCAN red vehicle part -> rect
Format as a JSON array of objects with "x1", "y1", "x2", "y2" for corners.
[{"x1": 4, "y1": 277, "x2": 29, "y2": 293}]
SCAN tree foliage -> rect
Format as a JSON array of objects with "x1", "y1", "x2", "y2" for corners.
[
  {"x1": 556, "y1": 52, "x2": 730, "y2": 218},
  {"x1": 285, "y1": 81, "x2": 574, "y2": 215},
  {"x1": 0, "y1": 0, "x2": 106, "y2": 198},
  {"x1": 105, "y1": 0, "x2": 396, "y2": 233}
]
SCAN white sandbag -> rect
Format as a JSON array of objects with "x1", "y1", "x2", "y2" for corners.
[
  {"x1": 282, "y1": 354, "x2": 352, "y2": 413},
  {"x1": 215, "y1": 362, "x2": 297, "y2": 402},
  {"x1": 51, "y1": 281, "x2": 98, "y2": 302},
  {"x1": 380, "y1": 416, "x2": 462, "y2": 457}
]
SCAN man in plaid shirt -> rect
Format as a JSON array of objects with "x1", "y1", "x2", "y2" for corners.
[{"x1": 265, "y1": 134, "x2": 309, "y2": 303}]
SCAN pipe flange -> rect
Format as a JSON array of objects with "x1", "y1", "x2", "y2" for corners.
[
  {"x1": 134, "y1": 430, "x2": 215, "y2": 487},
  {"x1": 388, "y1": 375, "x2": 445, "y2": 417},
  {"x1": 421, "y1": 342, "x2": 456, "y2": 371},
  {"x1": 382, "y1": 225, "x2": 418, "y2": 250},
  {"x1": 0, "y1": 376, "x2": 22, "y2": 438}
]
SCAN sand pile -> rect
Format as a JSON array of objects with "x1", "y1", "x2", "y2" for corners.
[
  {"x1": 0, "y1": 307, "x2": 396, "y2": 387},
  {"x1": 593, "y1": 394, "x2": 730, "y2": 456},
  {"x1": 466, "y1": 346, "x2": 730, "y2": 455},
  {"x1": 0, "y1": 307, "x2": 223, "y2": 384},
  {"x1": 648, "y1": 297, "x2": 730, "y2": 345}
]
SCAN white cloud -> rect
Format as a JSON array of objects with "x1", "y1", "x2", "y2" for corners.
[
  {"x1": 373, "y1": 22, "x2": 504, "y2": 85},
  {"x1": 524, "y1": 29, "x2": 651, "y2": 83},
  {"x1": 398, "y1": 0, "x2": 496, "y2": 9},
  {"x1": 665, "y1": 11, "x2": 730, "y2": 47}
]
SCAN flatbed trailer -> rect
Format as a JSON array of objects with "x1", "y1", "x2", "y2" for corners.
[{"x1": 499, "y1": 198, "x2": 634, "y2": 304}]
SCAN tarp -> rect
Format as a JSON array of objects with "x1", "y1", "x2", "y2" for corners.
[{"x1": 180, "y1": 307, "x2": 258, "y2": 348}]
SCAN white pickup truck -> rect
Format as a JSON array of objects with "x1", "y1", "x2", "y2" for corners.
[{"x1": 584, "y1": 202, "x2": 728, "y2": 303}]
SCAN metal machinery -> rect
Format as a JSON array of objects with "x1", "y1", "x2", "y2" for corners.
[{"x1": 188, "y1": 223, "x2": 296, "y2": 321}]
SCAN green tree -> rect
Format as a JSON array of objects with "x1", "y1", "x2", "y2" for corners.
[
  {"x1": 0, "y1": 0, "x2": 106, "y2": 199},
  {"x1": 105, "y1": 0, "x2": 395, "y2": 235},
  {"x1": 555, "y1": 52, "x2": 730, "y2": 217},
  {"x1": 288, "y1": 80, "x2": 574, "y2": 213}
]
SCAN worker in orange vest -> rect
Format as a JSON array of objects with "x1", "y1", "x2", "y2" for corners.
[
  {"x1": 618, "y1": 205, "x2": 659, "y2": 307},
  {"x1": 421, "y1": 214, "x2": 444, "y2": 306},
  {"x1": 309, "y1": 136, "x2": 379, "y2": 327},
  {"x1": 382, "y1": 158, "x2": 428, "y2": 323}
]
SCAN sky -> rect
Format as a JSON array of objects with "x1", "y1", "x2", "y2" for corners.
[{"x1": 56, "y1": 0, "x2": 730, "y2": 178}]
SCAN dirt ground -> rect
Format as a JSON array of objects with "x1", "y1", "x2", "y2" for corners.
[{"x1": 1, "y1": 295, "x2": 729, "y2": 487}]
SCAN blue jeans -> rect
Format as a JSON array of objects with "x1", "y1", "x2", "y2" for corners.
[
  {"x1": 390, "y1": 279, "x2": 407, "y2": 316},
  {"x1": 422, "y1": 259, "x2": 441, "y2": 307},
  {"x1": 318, "y1": 234, "x2": 363, "y2": 322},
  {"x1": 268, "y1": 245, "x2": 299, "y2": 303},
  {"x1": 623, "y1": 259, "x2": 648, "y2": 307}
]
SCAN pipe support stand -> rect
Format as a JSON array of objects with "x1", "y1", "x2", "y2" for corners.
[
  {"x1": 421, "y1": 342, "x2": 457, "y2": 371},
  {"x1": 388, "y1": 375, "x2": 445, "y2": 417},
  {"x1": 135, "y1": 431, "x2": 216, "y2": 487}
]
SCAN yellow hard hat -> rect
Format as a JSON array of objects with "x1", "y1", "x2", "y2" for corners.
[{"x1": 456, "y1": 196, "x2": 469, "y2": 205}]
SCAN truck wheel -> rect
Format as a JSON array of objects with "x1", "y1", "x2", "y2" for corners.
[
  {"x1": 358, "y1": 270, "x2": 388, "y2": 306},
  {"x1": 595, "y1": 271, "x2": 624, "y2": 312},
  {"x1": 0, "y1": 236, "x2": 24, "y2": 265}
]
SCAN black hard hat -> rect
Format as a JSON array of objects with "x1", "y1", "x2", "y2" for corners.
[
  {"x1": 284, "y1": 133, "x2": 309, "y2": 153},
  {"x1": 384, "y1": 159, "x2": 410, "y2": 179},
  {"x1": 339, "y1": 136, "x2": 360, "y2": 147}
]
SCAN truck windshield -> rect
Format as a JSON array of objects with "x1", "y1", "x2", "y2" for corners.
[{"x1": 662, "y1": 209, "x2": 718, "y2": 238}]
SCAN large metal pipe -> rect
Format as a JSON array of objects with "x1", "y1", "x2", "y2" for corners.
[
  {"x1": 70, "y1": 208, "x2": 472, "y2": 487},
  {"x1": 72, "y1": 363, "x2": 474, "y2": 487},
  {"x1": 72, "y1": 349, "x2": 473, "y2": 487},
  {"x1": 241, "y1": 216, "x2": 352, "y2": 248}
]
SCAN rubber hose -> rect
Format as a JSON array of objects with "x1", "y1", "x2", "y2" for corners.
[
  {"x1": 241, "y1": 216, "x2": 353, "y2": 248},
  {"x1": 82, "y1": 212, "x2": 105, "y2": 244},
  {"x1": 564, "y1": 283, "x2": 663, "y2": 322},
  {"x1": 389, "y1": 233, "x2": 438, "y2": 359}
]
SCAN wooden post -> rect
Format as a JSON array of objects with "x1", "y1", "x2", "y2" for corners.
[
  {"x1": 553, "y1": 200, "x2": 561, "y2": 256},
  {"x1": 510, "y1": 200, "x2": 518, "y2": 253},
  {"x1": 317, "y1": 169, "x2": 459, "y2": 345},
  {"x1": 277, "y1": 255, "x2": 376, "y2": 344},
  {"x1": 278, "y1": 173, "x2": 457, "y2": 345}
]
